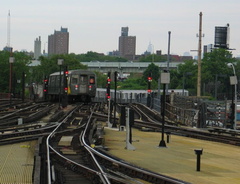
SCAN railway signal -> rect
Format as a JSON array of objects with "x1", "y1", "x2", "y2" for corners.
[
  {"x1": 63, "y1": 66, "x2": 68, "y2": 94},
  {"x1": 43, "y1": 76, "x2": 48, "y2": 100},
  {"x1": 62, "y1": 66, "x2": 68, "y2": 108},
  {"x1": 43, "y1": 79, "x2": 48, "y2": 92},
  {"x1": 106, "y1": 72, "x2": 111, "y2": 127},
  {"x1": 112, "y1": 71, "x2": 118, "y2": 128},
  {"x1": 147, "y1": 73, "x2": 152, "y2": 107},
  {"x1": 106, "y1": 72, "x2": 111, "y2": 100}
]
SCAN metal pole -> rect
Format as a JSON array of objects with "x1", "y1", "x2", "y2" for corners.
[
  {"x1": 228, "y1": 63, "x2": 237, "y2": 129},
  {"x1": 59, "y1": 65, "x2": 62, "y2": 109},
  {"x1": 232, "y1": 67, "x2": 237, "y2": 130},
  {"x1": 9, "y1": 62, "x2": 13, "y2": 107},
  {"x1": 159, "y1": 83, "x2": 167, "y2": 147},
  {"x1": 9, "y1": 55, "x2": 14, "y2": 108},
  {"x1": 234, "y1": 81, "x2": 237, "y2": 130},
  {"x1": 113, "y1": 71, "x2": 117, "y2": 128},
  {"x1": 197, "y1": 12, "x2": 203, "y2": 97},
  {"x1": 166, "y1": 31, "x2": 171, "y2": 95},
  {"x1": 108, "y1": 99, "x2": 110, "y2": 125}
]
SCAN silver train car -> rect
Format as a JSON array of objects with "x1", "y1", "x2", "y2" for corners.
[
  {"x1": 95, "y1": 88, "x2": 189, "y2": 102},
  {"x1": 48, "y1": 70, "x2": 97, "y2": 102}
]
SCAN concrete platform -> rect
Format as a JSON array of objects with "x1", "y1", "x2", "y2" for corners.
[
  {"x1": 0, "y1": 140, "x2": 37, "y2": 183},
  {"x1": 103, "y1": 127, "x2": 240, "y2": 184}
]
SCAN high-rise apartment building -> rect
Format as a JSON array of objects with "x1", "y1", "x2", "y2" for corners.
[
  {"x1": 121, "y1": 27, "x2": 129, "y2": 36},
  {"x1": 48, "y1": 27, "x2": 69, "y2": 55},
  {"x1": 34, "y1": 36, "x2": 41, "y2": 59},
  {"x1": 118, "y1": 27, "x2": 136, "y2": 60}
]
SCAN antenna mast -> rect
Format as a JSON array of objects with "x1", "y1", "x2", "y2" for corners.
[{"x1": 7, "y1": 10, "x2": 11, "y2": 48}]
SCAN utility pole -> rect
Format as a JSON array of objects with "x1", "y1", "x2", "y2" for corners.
[
  {"x1": 166, "y1": 31, "x2": 171, "y2": 95},
  {"x1": 197, "y1": 12, "x2": 203, "y2": 97},
  {"x1": 7, "y1": 10, "x2": 11, "y2": 48}
]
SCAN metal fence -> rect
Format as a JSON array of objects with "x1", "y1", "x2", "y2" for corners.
[{"x1": 94, "y1": 94, "x2": 229, "y2": 128}]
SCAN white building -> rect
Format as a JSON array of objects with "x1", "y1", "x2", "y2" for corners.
[{"x1": 34, "y1": 36, "x2": 41, "y2": 59}]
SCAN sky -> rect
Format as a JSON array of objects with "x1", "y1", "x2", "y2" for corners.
[{"x1": 1, "y1": 0, "x2": 240, "y2": 57}]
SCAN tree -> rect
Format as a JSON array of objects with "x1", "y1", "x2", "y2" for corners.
[
  {"x1": 0, "y1": 51, "x2": 11, "y2": 93},
  {"x1": 75, "y1": 51, "x2": 127, "y2": 62},
  {"x1": 142, "y1": 63, "x2": 160, "y2": 83},
  {"x1": 94, "y1": 71, "x2": 107, "y2": 88},
  {"x1": 139, "y1": 54, "x2": 164, "y2": 62},
  {"x1": 118, "y1": 78, "x2": 146, "y2": 90},
  {"x1": 169, "y1": 59, "x2": 197, "y2": 95},
  {"x1": 34, "y1": 54, "x2": 88, "y2": 84},
  {"x1": 0, "y1": 51, "x2": 31, "y2": 93},
  {"x1": 202, "y1": 48, "x2": 235, "y2": 83},
  {"x1": 201, "y1": 48, "x2": 236, "y2": 97}
]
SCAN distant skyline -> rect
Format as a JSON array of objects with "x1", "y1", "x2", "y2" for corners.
[{"x1": 1, "y1": 0, "x2": 240, "y2": 57}]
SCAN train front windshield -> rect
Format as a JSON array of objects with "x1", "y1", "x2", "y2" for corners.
[{"x1": 80, "y1": 75, "x2": 88, "y2": 84}]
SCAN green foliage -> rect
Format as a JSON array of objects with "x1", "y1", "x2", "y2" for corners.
[
  {"x1": 94, "y1": 71, "x2": 107, "y2": 88},
  {"x1": 170, "y1": 60, "x2": 197, "y2": 92},
  {"x1": 169, "y1": 48, "x2": 237, "y2": 97},
  {"x1": 202, "y1": 48, "x2": 236, "y2": 83},
  {"x1": 75, "y1": 51, "x2": 127, "y2": 62},
  {"x1": 33, "y1": 54, "x2": 88, "y2": 84},
  {"x1": 0, "y1": 51, "x2": 11, "y2": 92},
  {"x1": 118, "y1": 78, "x2": 145, "y2": 90},
  {"x1": 0, "y1": 51, "x2": 31, "y2": 93},
  {"x1": 0, "y1": 48, "x2": 238, "y2": 98},
  {"x1": 142, "y1": 63, "x2": 160, "y2": 82},
  {"x1": 118, "y1": 63, "x2": 160, "y2": 90}
]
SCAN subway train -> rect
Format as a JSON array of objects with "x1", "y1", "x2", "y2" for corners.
[
  {"x1": 47, "y1": 70, "x2": 97, "y2": 102},
  {"x1": 95, "y1": 88, "x2": 188, "y2": 102}
]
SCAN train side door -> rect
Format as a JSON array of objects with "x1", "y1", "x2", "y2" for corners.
[{"x1": 70, "y1": 74, "x2": 79, "y2": 94}]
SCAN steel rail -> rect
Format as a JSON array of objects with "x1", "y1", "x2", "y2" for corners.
[
  {"x1": 46, "y1": 106, "x2": 77, "y2": 184},
  {"x1": 84, "y1": 113, "x2": 188, "y2": 183},
  {"x1": 81, "y1": 111, "x2": 111, "y2": 184}
]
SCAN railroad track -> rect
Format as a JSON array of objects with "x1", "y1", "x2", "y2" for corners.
[
  {"x1": 130, "y1": 103, "x2": 240, "y2": 147},
  {"x1": 1, "y1": 99, "x2": 239, "y2": 183},
  {"x1": 0, "y1": 99, "x2": 30, "y2": 111},
  {"x1": 0, "y1": 122, "x2": 58, "y2": 145},
  {"x1": 0, "y1": 102, "x2": 56, "y2": 126},
  {"x1": 0, "y1": 101, "x2": 197, "y2": 183},
  {"x1": 40, "y1": 103, "x2": 186, "y2": 184}
]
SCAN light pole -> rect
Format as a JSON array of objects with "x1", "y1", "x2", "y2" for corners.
[
  {"x1": 227, "y1": 63, "x2": 237, "y2": 129},
  {"x1": 159, "y1": 71, "x2": 170, "y2": 148},
  {"x1": 166, "y1": 31, "x2": 171, "y2": 95},
  {"x1": 58, "y1": 59, "x2": 64, "y2": 109},
  {"x1": 9, "y1": 57, "x2": 14, "y2": 108}
]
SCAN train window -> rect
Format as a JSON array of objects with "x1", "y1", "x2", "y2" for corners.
[
  {"x1": 89, "y1": 76, "x2": 95, "y2": 84},
  {"x1": 71, "y1": 75, "x2": 78, "y2": 84},
  {"x1": 49, "y1": 76, "x2": 54, "y2": 85},
  {"x1": 72, "y1": 78, "x2": 77, "y2": 84},
  {"x1": 80, "y1": 75, "x2": 88, "y2": 83}
]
